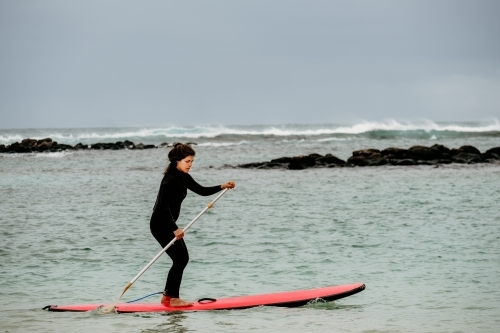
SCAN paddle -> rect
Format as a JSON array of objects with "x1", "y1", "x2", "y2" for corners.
[{"x1": 98, "y1": 188, "x2": 230, "y2": 314}]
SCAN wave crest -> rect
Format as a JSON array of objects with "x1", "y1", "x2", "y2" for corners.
[{"x1": 1, "y1": 119, "x2": 498, "y2": 145}]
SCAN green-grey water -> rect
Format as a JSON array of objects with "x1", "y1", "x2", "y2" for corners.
[{"x1": 1, "y1": 123, "x2": 499, "y2": 332}]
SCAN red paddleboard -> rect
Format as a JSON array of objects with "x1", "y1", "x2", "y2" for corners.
[{"x1": 45, "y1": 283, "x2": 365, "y2": 313}]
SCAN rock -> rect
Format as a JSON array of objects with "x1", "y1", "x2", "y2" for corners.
[
  {"x1": 135, "y1": 143, "x2": 145, "y2": 149},
  {"x1": 52, "y1": 143, "x2": 74, "y2": 151},
  {"x1": 37, "y1": 140, "x2": 54, "y2": 151},
  {"x1": 381, "y1": 147, "x2": 408, "y2": 158},
  {"x1": 308, "y1": 153, "x2": 323, "y2": 159},
  {"x1": 74, "y1": 143, "x2": 88, "y2": 150},
  {"x1": 458, "y1": 145, "x2": 481, "y2": 155},
  {"x1": 346, "y1": 156, "x2": 367, "y2": 166},
  {"x1": 430, "y1": 144, "x2": 451, "y2": 154},
  {"x1": 352, "y1": 149, "x2": 380, "y2": 157},
  {"x1": 397, "y1": 159, "x2": 417, "y2": 166},
  {"x1": 452, "y1": 152, "x2": 482, "y2": 164},
  {"x1": 257, "y1": 162, "x2": 283, "y2": 169},
  {"x1": 159, "y1": 142, "x2": 168, "y2": 148},
  {"x1": 186, "y1": 142, "x2": 197, "y2": 146},
  {"x1": 37, "y1": 138, "x2": 52, "y2": 145},
  {"x1": 12, "y1": 142, "x2": 31, "y2": 153},
  {"x1": 368, "y1": 157, "x2": 388, "y2": 166},
  {"x1": 347, "y1": 150, "x2": 387, "y2": 166},
  {"x1": 91, "y1": 142, "x2": 120, "y2": 150},
  {"x1": 485, "y1": 147, "x2": 500, "y2": 155},
  {"x1": 408, "y1": 145, "x2": 443, "y2": 160},
  {"x1": 239, "y1": 162, "x2": 265, "y2": 168},
  {"x1": 288, "y1": 155, "x2": 316, "y2": 170},
  {"x1": 417, "y1": 160, "x2": 441, "y2": 165},
  {"x1": 0, "y1": 144, "x2": 5, "y2": 153},
  {"x1": 481, "y1": 153, "x2": 499, "y2": 161},
  {"x1": 315, "y1": 154, "x2": 346, "y2": 166},
  {"x1": 270, "y1": 157, "x2": 292, "y2": 164},
  {"x1": 143, "y1": 144, "x2": 156, "y2": 149},
  {"x1": 347, "y1": 155, "x2": 387, "y2": 167},
  {"x1": 21, "y1": 138, "x2": 38, "y2": 148},
  {"x1": 430, "y1": 144, "x2": 451, "y2": 158},
  {"x1": 124, "y1": 140, "x2": 135, "y2": 149}
]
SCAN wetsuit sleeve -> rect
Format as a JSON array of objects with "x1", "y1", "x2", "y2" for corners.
[{"x1": 185, "y1": 174, "x2": 222, "y2": 196}]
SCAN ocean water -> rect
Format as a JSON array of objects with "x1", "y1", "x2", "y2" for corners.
[{"x1": 1, "y1": 121, "x2": 499, "y2": 333}]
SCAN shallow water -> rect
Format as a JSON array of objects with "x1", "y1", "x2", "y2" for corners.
[{"x1": 1, "y1": 123, "x2": 499, "y2": 332}]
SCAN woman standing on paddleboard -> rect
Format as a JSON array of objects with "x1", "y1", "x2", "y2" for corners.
[{"x1": 151, "y1": 143, "x2": 235, "y2": 307}]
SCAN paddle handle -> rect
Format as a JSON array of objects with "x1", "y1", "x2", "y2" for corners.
[{"x1": 129, "y1": 188, "x2": 229, "y2": 285}]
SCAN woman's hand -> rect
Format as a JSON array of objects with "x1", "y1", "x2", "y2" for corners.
[
  {"x1": 173, "y1": 228, "x2": 185, "y2": 240},
  {"x1": 221, "y1": 181, "x2": 236, "y2": 189}
]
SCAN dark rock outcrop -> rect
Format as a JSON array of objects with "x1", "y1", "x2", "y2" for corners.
[
  {"x1": 236, "y1": 144, "x2": 500, "y2": 170},
  {"x1": 74, "y1": 143, "x2": 88, "y2": 150},
  {"x1": 316, "y1": 154, "x2": 346, "y2": 166},
  {"x1": 347, "y1": 149, "x2": 387, "y2": 166},
  {"x1": 457, "y1": 145, "x2": 481, "y2": 155},
  {"x1": 381, "y1": 147, "x2": 408, "y2": 158},
  {"x1": 408, "y1": 145, "x2": 443, "y2": 160},
  {"x1": 238, "y1": 153, "x2": 346, "y2": 170},
  {"x1": 289, "y1": 155, "x2": 316, "y2": 170},
  {"x1": 452, "y1": 152, "x2": 482, "y2": 164},
  {"x1": 485, "y1": 147, "x2": 500, "y2": 155},
  {"x1": 0, "y1": 137, "x2": 177, "y2": 153}
]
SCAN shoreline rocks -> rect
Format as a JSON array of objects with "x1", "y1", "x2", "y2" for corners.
[
  {"x1": 0, "y1": 138, "x2": 198, "y2": 154},
  {"x1": 237, "y1": 144, "x2": 500, "y2": 170}
]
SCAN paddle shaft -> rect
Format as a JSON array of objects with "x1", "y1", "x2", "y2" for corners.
[{"x1": 129, "y1": 188, "x2": 229, "y2": 285}]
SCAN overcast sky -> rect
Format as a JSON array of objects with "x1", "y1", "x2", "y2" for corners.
[{"x1": 1, "y1": 0, "x2": 499, "y2": 128}]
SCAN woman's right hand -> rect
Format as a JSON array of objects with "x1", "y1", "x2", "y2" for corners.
[
  {"x1": 221, "y1": 181, "x2": 236, "y2": 189},
  {"x1": 173, "y1": 228, "x2": 184, "y2": 240}
]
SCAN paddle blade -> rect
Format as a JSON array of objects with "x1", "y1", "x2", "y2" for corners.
[
  {"x1": 96, "y1": 282, "x2": 132, "y2": 314},
  {"x1": 94, "y1": 304, "x2": 117, "y2": 314}
]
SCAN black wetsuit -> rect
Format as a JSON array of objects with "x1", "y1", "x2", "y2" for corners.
[{"x1": 150, "y1": 167, "x2": 221, "y2": 298}]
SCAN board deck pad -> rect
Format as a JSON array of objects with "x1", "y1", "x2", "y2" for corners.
[{"x1": 46, "y1": 283, "x2": 365, "y2": 313}]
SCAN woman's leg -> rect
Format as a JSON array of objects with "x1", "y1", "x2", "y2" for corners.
[
  {"x1": 164, "y1": 238, "x2": 189, "y2": 298},
  {"x1": 151, "y1": 219, "x2": 192, "y2": 306}
]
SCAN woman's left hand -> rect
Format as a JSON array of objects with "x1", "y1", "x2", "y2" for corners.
[{"x1": 221, "y1": 181, "x2": 236, "y2": 189}]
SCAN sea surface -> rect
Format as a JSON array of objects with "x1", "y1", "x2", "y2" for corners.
[{"x1": 1, "y1": 120, "x2": 499, "y2": 333}]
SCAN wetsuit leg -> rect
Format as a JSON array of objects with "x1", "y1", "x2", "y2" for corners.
[
  {"x1": 150, "y1": 220, "x2": 189, "y2": 298},
  {"x1": 163, "y1": 238, "x2": 189, "y2": 298}
]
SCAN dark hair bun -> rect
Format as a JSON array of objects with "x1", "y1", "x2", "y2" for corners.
[{"x1": 168, "y1": 143, "x2": 196, "y2": 163}]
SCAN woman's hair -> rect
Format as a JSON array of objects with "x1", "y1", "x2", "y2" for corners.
[{"x1": 164, "y1": 143, "x2": 196, "y2": 174}]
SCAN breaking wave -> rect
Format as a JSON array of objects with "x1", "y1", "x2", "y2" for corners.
[{"x1": 1, "y1": 119, "x2": 498, "y2": 145}]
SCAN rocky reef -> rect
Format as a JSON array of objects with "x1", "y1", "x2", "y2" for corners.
[
  {"x1": 238, "y1": 144, "x2": 500, "y2": 169},
  {"x1": 0, "y1": 138, "x2": 197, "y2": 153}
]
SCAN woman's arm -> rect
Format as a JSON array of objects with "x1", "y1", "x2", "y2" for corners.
[{"x1": 185, "y1": 174, "x2": 222, "y2": 196}]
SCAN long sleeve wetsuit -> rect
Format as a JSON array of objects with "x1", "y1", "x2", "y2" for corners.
[{"x1": 150, "y1": 167, "x2": 221, "y2": 298}]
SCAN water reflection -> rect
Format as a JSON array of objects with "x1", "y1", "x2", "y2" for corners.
[{"x1": 142, "y1": 313, "x2": 191, "y2": 333}]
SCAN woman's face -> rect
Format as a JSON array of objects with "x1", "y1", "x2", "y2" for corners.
[{"x1": 176, "y1": 155, "x2": 194, "y2": 173}]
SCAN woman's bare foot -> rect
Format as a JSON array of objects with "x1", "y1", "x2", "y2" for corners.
[
  {"x1": 169, "y1": 298, "x2": 194, "y2": 307},
  {"x1": 160, "y1": 295, "x2": 171, "y2": 305}
]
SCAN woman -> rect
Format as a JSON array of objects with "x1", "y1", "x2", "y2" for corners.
[{"x1": 151, "y1": 143, "x2": 235, "y2": 307}]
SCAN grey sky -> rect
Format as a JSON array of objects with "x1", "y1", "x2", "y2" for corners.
[{"x1": 1, "y1": 0, "x2": 499, "y2": 128}]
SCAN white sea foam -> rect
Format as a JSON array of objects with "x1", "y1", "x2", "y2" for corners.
[
  {"x1": 316, "y1": 137, "x2": 351, "y2": 142},
  {"x1": 325, "y1": 119, "x2": 500, "y2": 134},
  {"x1": 34, "y1": 152, "x2": 73, "y2": 158},
  {"x1": 197, "y1": 140, "x2": 249, "y2": 147},
  {"x1": 1, "y1": 119, "x2": 498, "y2": 144},
  {"x1": 0, "y1": 134, "x2": 24, "y2": 144}
]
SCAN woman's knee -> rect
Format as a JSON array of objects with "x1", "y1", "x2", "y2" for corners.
[{"x1": 178, "y1": 252, "x2": 189, "y2": 267}]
